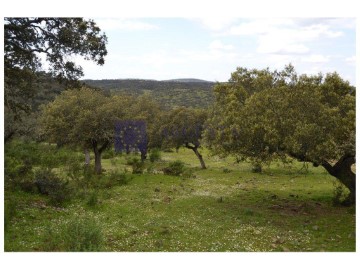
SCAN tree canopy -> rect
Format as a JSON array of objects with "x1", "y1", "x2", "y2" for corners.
[
  {"x1": 155, "y1": 107, "x2": 208, "y2": 169},
  {"x1": 4, "y1": 17, "x2": 108, "y2": 141},
  {"x1": 40, "y1": 87, "x2": 123, "y2": 174},
  {"x1": 205, "y1": 65, "x2": 355, "y2": 204}
]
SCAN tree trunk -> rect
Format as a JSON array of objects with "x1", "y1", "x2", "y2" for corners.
[
  {"x1": 4, "y1": 130, "x2": 15, "y2": 143},
  {"x1": 94, "y1": 148, "x2": 102, "y2": 174},
  {"x1": 192, "y1": 147, "x2": 207, "y2": 169},
  {"x1": 184, "y1": 143, "x2": 207, "y2": 169},
  {"x1": 84, "y1": 149, "x2": 90, "y2": 166},
  {"x1": 140, "y1": 150, "x2": 147, "y2": 162},
  {"x1": 322, "y1": 155, "x2": 355, "y2": 205},
  {"x1": 92, "y1": 140, "x2": 109, "y2": 174}
]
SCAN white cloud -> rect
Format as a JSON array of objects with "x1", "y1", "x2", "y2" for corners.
[
  {"x1": 209, "y1": 40, "x2": 234, "y2": 50},
  {"x1": 301, "y1": 54, "x2": 330, "y2": 63},
  {"x1": 345, "y1": 56, "x2": 356, "y2": 66},
  {"x1": 216, "y1": 19, "x2": 344, "y2": 56},
  {"x1": 196, "y1": 17, "x2": 239, "y2": 31},
  {"x1": 95, "y1": 18, "x2": 159, "y2": 31}
]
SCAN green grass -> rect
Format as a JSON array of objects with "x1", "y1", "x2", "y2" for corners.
[{"x1": 4, "y1": 147, "x2": 355, "y2": 251}]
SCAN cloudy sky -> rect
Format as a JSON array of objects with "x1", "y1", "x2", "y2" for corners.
[{"x1": 75, "y1": 18, "x2": 355, "y2": 84}]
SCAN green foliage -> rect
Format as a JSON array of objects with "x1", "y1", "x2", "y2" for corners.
[
  {"x1": 128, "y1": 158, "x2": 145, "y2": 174},
  {"x1": 222, "y1": 168, "x2": 232, "y2": 173},
  {"x1": 42, "y1": 216, "x2": 104, "y2": 251},
  {"x1": 205, "y1": 65, "x2": 355, "y2": 198},
  {"x1": 108, "y1": 170, "x2": 132, "y2": 186},
  {"x1": 64, "y1": 216, "x2": 104, "y2": 251},
  {"x1": 4, "y1": 18, "x2": 107, "y2": 141},
  {"x1": 332, "y1": 181, "x2": 349, "y2": 206},
  {"x1": 149, "y1": 148, "x2": 162, "y2": 163},
  {"x1": 163, "y1": 160, "x2": 186, "y2": 176},
  {"x1": 84, "y1": 79, "x2": 215, "y2": 109},
  {"x1": 4, "y1": 199, "x2": 17, "y2": 232},
  {"x1": 86, "y1": 191, "x2": 99, "y2": 208},
  {"x1": 34, "y1": 167, "x2": 71, "y2": 206},
  {"x1": 102, "y1": 148, "x2": 117, "y2": 159},
  {"x1": 181, "y1": 168, "x2": 196, "y2": 179},
  {"x1": 152, "y1": 107, "x2": 208, "y2": 168}
]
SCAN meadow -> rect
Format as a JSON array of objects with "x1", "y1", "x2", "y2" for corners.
[{"x1": 4, "y1": 142, "x2": 355, "y2": 252}]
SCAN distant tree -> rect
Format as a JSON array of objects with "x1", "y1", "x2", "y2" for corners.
[
  {"x1": 205, "y1": 65, "x2": 356, "y2": 204},
  {"x1": 157, "y1": 107, "x2": 208, "y2": 169},
  {"x1": 40, "y1": 87, "x2": 130, "y2": 174},
  {"x1": 128, "y1": 94, "x2": 162, "y2": 160},
  {"x1": 4, "y1": 17, "x2": 107, "y2": 142}
]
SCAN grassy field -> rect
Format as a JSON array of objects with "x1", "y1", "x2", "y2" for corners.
[{"x1": 4, "y1": 147, "x2": 356, "y2": 252}]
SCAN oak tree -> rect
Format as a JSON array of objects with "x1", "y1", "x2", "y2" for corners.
[{"x1": 205, "y1": 66, "x2": 355, "y2": 204}]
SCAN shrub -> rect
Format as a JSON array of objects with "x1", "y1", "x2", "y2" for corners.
[
  {"x1": 127, "y1": 157, "x2": 145, "y2": 174},
  {"x1": 163, "y1": 160, "x2": 185, "y2": 176},
  {"x1": 108, "y1": 170, "x2": 131, "y2": 186},
  {"x1": 4, "y1": 199, "x2": 17, "y2": 232},
  {"x1": 86, "y1": 191, "x2": 99, "y2": 208},
  {"x1": 182, "y1": 168, "x2": 196, "y2": 179},
  {"x1": 102, "y1": 148, "x2": 116, "y2": 159},
  {"x1": 251, "y1": 163, "x2": 262, "y2": 173},
  {"x1": 64, "y1": 216, "x2": 104, "y2": 251},
  {"x1": 332, "y1": 181, "x2": 349, "y2": 206},
  {"x1": 4, "y1": 156, "x2": 35, "y2": 192},
  {"x1": 42, "y1": 216, "x2": 104, "y2": 251},
  {"x1": 34, "y1": 168, "x2": 71, "y2": 206},
  {"x1": 222, "y1": 168, "x2": 232, "y2": 173},
  {"x1": 149, "y1": 148, "x2": 161, "y2": 163}
]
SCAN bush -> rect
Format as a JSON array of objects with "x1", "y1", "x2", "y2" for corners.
[
  {"x1": 332, "y1": 181, "x2": 349, "y2": 206},
  {"x1": 42, "y1": 216, "x2": 104, "y2": 251},
  {"x1": 127, "y1": 157, "x2": 145, "y2": 174},
  {"x1": 108, "y1": 170, "x2": 131, "y2": 186},
  {"x1": 149, "y1": 148, "x2": 161, "y2": 163},
  {"x1": 4, "y1": 199, "x2": 17, "y2": 232},
  {"x1": 222, "y1": 168, "x2": 232, "y2": 173},
  {"x1": 86, "y1": 191, "x2": 99, "y2": 208},
  {"x1": 34, "y1": 168, "x2": 71, "y2": 206},
  {"x1": 65, "y1": 216, "x2": 104, "y2": 251},
  {"x1": 4, "y1": 156, "x2": 35, "y2": 192},
  {"x1": 251, "y1": 163, "x2": 262, "y2": 173},
  {"x1": 163, "y1": 160, "x2": 185, "y2": 176},
  {"x1": 102, "y1": 148, "x2": 117, "y2": 159},
  {"x1": 182, "y1": 168, "x2": 196, "y2": 179}
]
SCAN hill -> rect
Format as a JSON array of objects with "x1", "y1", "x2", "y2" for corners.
[{"x1": 82, "y1": 79, "x2": 216, "y2": 109}]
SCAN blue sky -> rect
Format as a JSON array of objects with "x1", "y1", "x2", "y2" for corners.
[{"x1": 78, "y1": 18, "x2": 356, "y2": 84}]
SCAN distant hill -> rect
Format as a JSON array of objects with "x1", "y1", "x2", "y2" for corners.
[
  {"x1": 163, "y1": 78, "x2": 214, "y2": 83},
  {"x1": 82, "y1": 79, "x2": 216, "y2": 109}
]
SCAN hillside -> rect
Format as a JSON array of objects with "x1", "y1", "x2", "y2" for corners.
[{"x1": 83, "y1": 79, "x2": 216, "y2": 109}]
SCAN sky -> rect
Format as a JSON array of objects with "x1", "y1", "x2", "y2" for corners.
[{"x1": 77, "y1": 17, "x2": 356, "y2": 84}]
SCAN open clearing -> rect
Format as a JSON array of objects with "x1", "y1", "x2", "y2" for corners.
[{"x1": 4, "y1": 147, "x2": 355, "y2": 252}]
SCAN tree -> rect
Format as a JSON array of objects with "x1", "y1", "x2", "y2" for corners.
[
  {"x1": 4, "y1": 17, "x2": 107, "y2": 141},
  {"x1": 156, "y1": 107, "x2": 208, "y2": 169},
  {"x1": 205, "y1": 66, "x2": 355, "y2": 204},
  {"x1": 128, "y1": 94, "x2": 162, "y2": 160},
  {"x1": 40, "y1": 87, "x2": 130, "y2": 174}
]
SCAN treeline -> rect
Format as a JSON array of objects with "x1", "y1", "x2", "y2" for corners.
[{"x1": 83, "y1": 79, "x2": 216, "y2": 109}]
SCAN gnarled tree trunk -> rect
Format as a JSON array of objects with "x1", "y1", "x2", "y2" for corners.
[
  {"x1": 92, "y1": 140, "x2": 109, "y2": 174},
  {"x1": 321, "y1": 155, "x2": 355, "y2": 205},
  {"x1": 185, "y1": 143, "x2": 206, "y2": 169}
]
